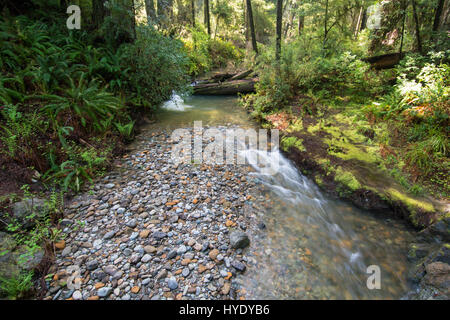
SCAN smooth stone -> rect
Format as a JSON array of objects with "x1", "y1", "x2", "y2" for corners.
[
  {"x1": 168, "y1": 277, "x2": 178, "y2": 290},
  {"x1": 229, "y1": 231, "x2": 250, "y2": 249}
]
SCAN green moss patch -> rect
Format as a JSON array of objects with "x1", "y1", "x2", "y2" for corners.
[{"x1": 334, "y1": 167, "x2": 362, "y2": 191}]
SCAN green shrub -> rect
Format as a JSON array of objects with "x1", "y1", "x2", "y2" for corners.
[
  {"x1": 37, "y1": 73, "x2": 122, "y2": 131},
  {"x1": 185, "y1": 26, "x2": 243, "y2": 76},
  {"x1": 0, "y1": 271, "x2": 33, "y2": 300},
  {"x1": 119, "y1": 26, "x2": 190, "y2": 107}
]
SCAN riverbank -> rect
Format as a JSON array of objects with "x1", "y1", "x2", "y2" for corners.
[
  {"x1": 241, "y1": 94, "x2": 449, "y2": 233},
  {"x1": 240, "y1": 94, "x2": 449, "y2": 299}
]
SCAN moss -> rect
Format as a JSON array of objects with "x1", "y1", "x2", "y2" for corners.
[
  {"x1": 287, "y1": 119, "x2": 303, "y2": 133},
  {"x1": 281, "y1": 136, "x2": 306, "y2": 152},
  {"x1": 326, "y1": 135, "x2": 381, "y2": 164},
  {"x1": 386, "y1": 188, "x2": 435, "y2": 213},
  {"x1": 334, "y1": 167, "x2": 361, "y2": 191},
  {"x1": 306, "y1": 115, "x2": 382, "y2": 165},
  {"x1": 314, "y1": 176, "x2": 324, "y2": 187}
]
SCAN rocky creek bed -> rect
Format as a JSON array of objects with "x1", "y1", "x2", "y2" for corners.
[
  {"x1": 44, "y1": 126, "x2": 266, "y2": 300},
  {"x1": 27, "y1": 95, "x2": 450, "y2": 300}
]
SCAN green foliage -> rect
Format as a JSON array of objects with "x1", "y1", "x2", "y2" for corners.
[
  {"x1": 38, "y1": 73, "x2": 121, "y2": 131},
  {"x1": 185, "y1": 26, "x2": 243, "y2": 76},
  {"x1": 44, "y1": 144, "x2": 109, "y2": 192},
  {"x1": 114, "y1": 120, "x2": 135, "y2": 142},
  {"x1": 120, "y1": 26, "x2": 190, "y2": 107},
  {"x1": 0, "y1": 271, "x2": 33, "y2": 300},
  {"x1": 281, "y1": 136, "x2": 305, "y2": 152},
  {"x1": 0, "y1": 104, "x2": 48, "y2": 160}
]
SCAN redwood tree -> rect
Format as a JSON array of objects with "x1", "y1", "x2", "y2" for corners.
[
  {"x1": 276, "y1": 0, "x2": 282, "y2": 61},
  {"x1": 246, "y1": 0, "x2": 258, "y2": 54}
]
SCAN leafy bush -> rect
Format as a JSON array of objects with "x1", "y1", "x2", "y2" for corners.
[
  {"x1": 0, "y1": 271, "x2": 33, "y2": 300},
  {"x1": 38, "y1": 73, "x2": 122, "y2": 131},
  {"x1": 119, "y1": 26, "x2": 190, "y2": 107},
  {"x1": 185, "y1": 26, "x2": 243, "y2": 76}
]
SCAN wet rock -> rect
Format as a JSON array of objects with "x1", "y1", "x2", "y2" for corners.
[
  {"x1": 168, "y1": 277, "x2": 178, "y2": 290},
  {"x1": 231, "y1": 260, "x2": 246, "y2": 272},
  {"x1": 104, "y1": 231, "x2": 116, "y2": 240},
  {"x1": 12, "y1": 198, "x2": 47, "y2": 228},
  {"x1": 86, "y1": 259, "x2": 99, "y2": 271},
  {"x1": 229, "y1": 231, "x2": 250, "y2": 249},
  {"x1": 98, "y1": 287, "x2": 112, "y2": 298}
]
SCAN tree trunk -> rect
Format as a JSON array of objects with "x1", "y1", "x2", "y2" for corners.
[
  {"x1": 298, "y1": 15, "x2": 304, "y2": 36},
  {"x1": 130, "y1": 0, "x2": 136, "y2": 40},
  {"x1": 433, "y1": 0, "x2": 445, "y2": 32},
  {"x1": 246, "y1": 0, "x2": 258, "y2": 54},
  {"x1": 92, "y1": 0, "x2": 107, "y2": 29},
  {"x1": 399, "y1": 0, "x2": 408, "y2": 54},
  {"x1": 145, "y1": 0, "x2": 156, "y2": 25},
  {"x1": 360, "y1": 8, "x2": 367, "y2": 31},
  {"x1": 354, "y1": 6, "x2": 363, "y2": 38},
  {"x1": 323, "y1": 0, "x2": 329, "y2": 49},
  {"x1": 411, "y1": 0, "x2": 422, "y2": 54},
  {"x1": 193, "y1": 79, "x2": 257, "y2": 95},
  {"x1": 276, "y1": 0, "x2": 283, "y2": 61},
  {"x1": 191, "y1": 0, "x2": 196, "y2": 27},
  {"x1": 244, "y1": 0, "x2": 249, "y2": 42},
  {"x1": 204, "y1": 0, "x2": 211, "y2": 35}
]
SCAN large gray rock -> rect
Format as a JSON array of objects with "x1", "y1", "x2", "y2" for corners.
[
  {"x1": 0, "y1": 232, "x2": 19, "y2": 278},
  {"x1": 12, "y1": 198, "x2": 47, "y2": 228},
  {"x1": 17, "y1": 246, "x2": 45, "y2": 271},
  {"x1": 0, "y1": 232, "x2": 45, "y2": 278},
  {"x1": 229, "y1": 231, "x2": 250, "y2": 249}
]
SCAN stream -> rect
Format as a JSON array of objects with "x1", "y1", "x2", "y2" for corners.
[{"x1": 149, "y1": 94, "x2": 422, "y2": 300}]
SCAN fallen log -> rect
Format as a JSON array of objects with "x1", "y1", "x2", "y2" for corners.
[
  {"x1": 230, "y1": 69, "x2": 254, "y2": 81},
  {"x1": 363, "y1": 52, "x2": 406, "y2": 69},
  {"x1": 193, "y1": 78, "x2": 257, "y2": 95}
]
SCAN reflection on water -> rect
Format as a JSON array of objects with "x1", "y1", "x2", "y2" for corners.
[
  {"x1": 153, "y1": 95, "x2": 255, "y2": 131},
  {"x1": 150, "y1": 95, "x2": 419, "y2": 300}
]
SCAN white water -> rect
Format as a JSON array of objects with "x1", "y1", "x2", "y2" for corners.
[
  {"x1": 239, "y1": 147, "x2": 415, "y2": 299},
  {"x1": 161, "y1": 93, "x2": 193, "y2": 111}
]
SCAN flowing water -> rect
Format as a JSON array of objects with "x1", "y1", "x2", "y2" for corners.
[{"x1": 151, "y1": 94, "x2": 420, "y2": 300}]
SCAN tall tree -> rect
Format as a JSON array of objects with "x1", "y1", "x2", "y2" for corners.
[
  {"x1": 399, "y1": 0, "x2": 408, "y2": 54},
  {"x1": 204, "y1": 0, "x2": 211, "y2": 35},
  {"x1": 323, "y1": 0, "x2": 329, "y2": 49},
  {"x1": 298, "y1": 14, "x2": 304, "y2": 37},
  {"x1": 411, "y1": 0, "x2": 422, "y2": 53},
  {"x1": 433, "y1": 0, "x2": 445, "y2": 32},
  {"x1": 191, "y1": 0, "x2": 196, "y2": 27},
  {"x1": 158, "y1": 0, "x2": 173, "y2": 28},
  {"x1": 354, "y1": 6, "x2": 363, "y2": 38},
  {"x1": 130, "y1": 0, "x2": 136, "y2": 40},
  {"x1": 145, "y1": 0, "x2": 156, "y2": 25},
  {"x1": 92, "y1": 0, "x2": 107, "y2": 29},
  {"x1": 276, "y1": 0, "x2": 282, "y2": 61},
  {"x1": 246, "y1": 0, "x2": 258, "y2": 54}
]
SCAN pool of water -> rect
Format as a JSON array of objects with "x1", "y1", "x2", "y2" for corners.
[{"x1": 149, "y1": 94, "x2": 421, "y2": 300}]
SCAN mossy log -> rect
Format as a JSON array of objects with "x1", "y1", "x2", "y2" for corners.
[{"x1": 363, "y1": 52, "x2": 406, "y2": 69}]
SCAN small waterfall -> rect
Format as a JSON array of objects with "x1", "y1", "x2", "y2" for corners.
[{"x1": 161, "y1": 93, "x2": 193, "y2": 111}]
